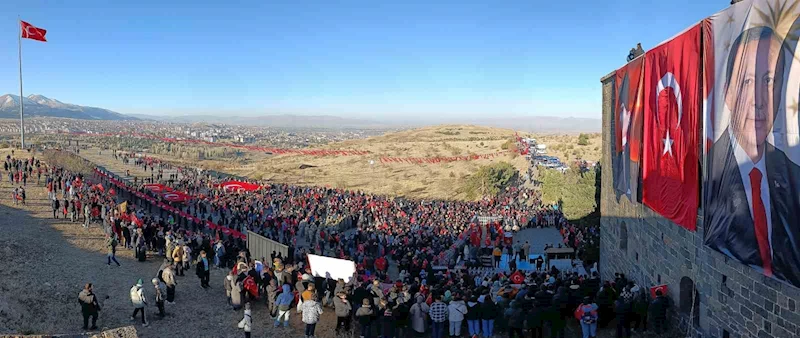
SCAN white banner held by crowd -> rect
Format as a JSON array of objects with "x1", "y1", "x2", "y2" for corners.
[{"x1": 307, "y1": 254, "x2": 356, "y2": 283}]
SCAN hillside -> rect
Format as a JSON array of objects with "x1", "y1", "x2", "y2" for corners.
[
  {"x1": 227, "y1": 125, "x2": 527, "y2": 200},
  {"x1": 76, "y1": 125, "x2": 601, "y2": 201}
]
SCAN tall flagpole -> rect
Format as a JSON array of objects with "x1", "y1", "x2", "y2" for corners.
[{"x1": 18, "y1": 18, "x2": 25, "y2": 149}]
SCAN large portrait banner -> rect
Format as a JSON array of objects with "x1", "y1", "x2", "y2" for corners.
[{"x1": 704, "y1": 0, "x2": 800, "y2": 287}]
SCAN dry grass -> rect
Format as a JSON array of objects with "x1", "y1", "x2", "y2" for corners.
[
  {"x1": 528, "y1": 133, "x2": 602, "y2": 164},
  {"x1": 232, "y1": 125, "x2": 530, "y2": 200},
  {"x1": 75, "y1": 126, "x2": 600, "y2": 202}
]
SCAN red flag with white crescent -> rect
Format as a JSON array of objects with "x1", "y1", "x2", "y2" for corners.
[
  {"x1": 641, "y1": 24, "x2": 701, "y2": 231},
  {"x1": 20, "y1": 21, "x2": 47, "y2": 42}
]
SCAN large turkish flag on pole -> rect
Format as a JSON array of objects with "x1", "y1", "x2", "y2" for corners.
[{"x1": 641, "y1": 24, "x2": 701, "y2": 231}]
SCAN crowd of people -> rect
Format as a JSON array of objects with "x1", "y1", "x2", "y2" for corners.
[{"x1": 1, "y1": 149, "x2": 661, "y2": 338}]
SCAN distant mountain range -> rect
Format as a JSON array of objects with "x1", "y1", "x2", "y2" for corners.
[
  {"x1": 0, "y1": 94, "x2": 134, "y2": 120},
  {"x1": 0, "y1": 94, "x2": 601, "y2": 132}
]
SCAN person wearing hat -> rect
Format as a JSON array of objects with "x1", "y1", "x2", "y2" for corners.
[
  {"x1": 129, "y1": 279, "x2": 149, "y2": 326},
  {"x1": 152, "y1": 278, "x2": 166, "y2": 318}
]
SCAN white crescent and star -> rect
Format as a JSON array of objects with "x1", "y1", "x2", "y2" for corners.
[
  {"x1": 164, "y1": 193, "x2": 181, "y2": 200},
  {"x1": 656, "y1": 72, "x2": 683, "y2": 157},
  {"x1": 662, "y1": 131, "x2": 674, "y2": 156},
  {"x1": 22, "y1": 24, "x2": 41, "y2": 39}
]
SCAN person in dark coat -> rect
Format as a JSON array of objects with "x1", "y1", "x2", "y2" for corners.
[
  {"x1": 649, "y1": 289, "x2": 670, "y2": 334},
  {"x1": 614, "y1": 296, "x2": 632, "y2": 338},
  {"x1": 379, "y1": 299, "x2": 395, "y2": 338},
  {"x1": 78, "y1": 283, "x2": 100, "y2": 330},
  {"x1": 506, "y1": 301, "x2": 525, "y2": 338},
  {"x1": 584, "y1": 272, "x2": 601, "y2": 298},
  {"x1": 550, "y1": 286, "x2": 569, "y2": 338},
  {"x1": 631, "y1": 283, "x2": 648, "y2": 332},
  {"x1": 530, "y1": 284, "x2": 554, "y2": 338},
  {"x1": 52, "y1": 198, "x2": 60, "y2": 219},
  {"x1": 596, "y1": 282, "x2": 616, "y2": 328},
  {"x1": 465, "y1": 296, "x2": 481, "y2": 337},
  {"x1": 480, "y1": 294, "x2": 498, "y2": 338}
]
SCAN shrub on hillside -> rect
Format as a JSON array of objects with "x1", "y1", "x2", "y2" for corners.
[
  {"x1": 539, "y1": 164, "x2": 597, "y2": 221},
  {"x1": 461, "y1": 162, "x2": 517, "y2": 200},
  {"x1": 577, "y1": 133, "x2": 590, "y2": 146}
]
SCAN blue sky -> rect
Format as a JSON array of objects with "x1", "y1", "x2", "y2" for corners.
[{"x1": 1, "y1": 0, "x2": 727, "y2": 120}]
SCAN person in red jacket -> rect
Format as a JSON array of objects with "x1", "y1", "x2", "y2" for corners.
[
  {"x1": 574, "y1": 297, "x2": 599, "y2": 338},
  {"x1": 375, "y1": 256, "x2": 387, "y2": 273}
]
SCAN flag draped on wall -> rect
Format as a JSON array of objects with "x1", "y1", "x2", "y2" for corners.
[
  {"x1": 613, "y1": 56, "x2": 645, "y2": 201},
  {"x1": 641, "y1": 24, "x2": 701, "y2": 232}
]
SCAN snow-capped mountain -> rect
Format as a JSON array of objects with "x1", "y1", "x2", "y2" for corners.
[{"x1": 0, "y1": 94, "x2": 135, "y2": 120}]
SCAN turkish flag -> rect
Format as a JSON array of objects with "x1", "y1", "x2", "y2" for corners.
[
  {"x1": 641, "y1": 24, "x2": 701, "y2": 231},
  {"x1": 20, "y1": 21, "x2": 47, "y2": 42},
  {"x1": 131, "y1": 214, "x2": 143, "y2": 227},
  {"x1": 510, "y1": 270, "x2": 525, "y2": 284},
  {"x1": 613, "y1": 55, "x2": 645, "y2": 201}
]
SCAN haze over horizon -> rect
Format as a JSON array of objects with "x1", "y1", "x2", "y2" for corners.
[{"x1": 1, "y1": 1, "x2": 727, "y2": 119}]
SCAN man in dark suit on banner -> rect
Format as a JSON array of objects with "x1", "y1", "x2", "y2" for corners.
[{"x1": 705, "y1": 26, "x2": 800, "y2": 287}]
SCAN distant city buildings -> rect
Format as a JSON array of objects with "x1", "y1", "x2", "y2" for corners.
[{"x1": 0, "y1": 117, "x2": 388, "y2": 149}]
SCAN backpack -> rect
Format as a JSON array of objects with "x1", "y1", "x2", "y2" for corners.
[{"x1": 580, "y1": 305, "x2": 595, "y2": 324}]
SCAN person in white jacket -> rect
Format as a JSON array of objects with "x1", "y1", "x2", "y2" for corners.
[
  {"x1": 447, "y1": 295, "x2": 467, "y2": 337},
  {"x1": 129, "y1": 279, "x2": 148, "y2": 326},
  {"x1": 238, "y1": 302, "x2": 252, "y2": 338},
  {"x1": 301, "y1": 295, "x2": 324, "y2": 338}
]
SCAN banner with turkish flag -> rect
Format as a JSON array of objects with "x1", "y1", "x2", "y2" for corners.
[
  {"x1": 162, "y1": 191, "x2": 190, "y2": 203},
  {"x1": 131, "y1": 213, "x2": 143, "y2": 227},
  {"x1": 509, "y1": 270, "x2": 525, "y2": 284},
  {"x1": 144, "y1": 184, "x2": 171, "y2": 193},
  {"x1": 220, "y1": 180, "x2": 261, "y2": 193},
  {"x1": 20, "y1": 21, "x2": 47, "y2": 42},
  {"x1": 649, "y1": 285, "x2": 668, "y2": 299},
  {"x1": 641, "y1": 24, "x2": 701, "y2": 232},
  {"x1": 613, "y1": 55, "x2": 645, "y2": 202}
]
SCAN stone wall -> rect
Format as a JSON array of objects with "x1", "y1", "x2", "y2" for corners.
[{"x1": 599, "y1": 73, "x2": 800, "y2": 338}]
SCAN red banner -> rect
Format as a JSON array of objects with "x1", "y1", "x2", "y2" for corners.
[
  {"x1": 641, "y1": 24, "x2": 701, "y2": 231},
  {"x1": 220, "y1": 180, "x2": 261, "y2": 192},
  {"x1": 143, "y1": 183, "x2": 171, "y2": 193}
]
